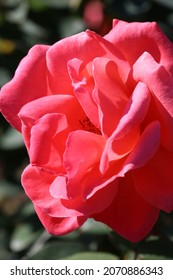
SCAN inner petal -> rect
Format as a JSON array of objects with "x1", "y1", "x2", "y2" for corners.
[
  {"x1": 63, "y1": 130, "x2": 105, "y2": 199},
  {"x1": 92, "y1": 57, "x2": 128, "y2": 137},
  {"x1": 68, "y1": 58, "x2": 100, "y2": 129}
]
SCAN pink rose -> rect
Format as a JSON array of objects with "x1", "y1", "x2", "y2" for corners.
[{"x1": 1, "y1": 19, "x2": 173, "y2": 242}]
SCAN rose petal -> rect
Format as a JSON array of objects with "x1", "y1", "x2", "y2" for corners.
[
  {"x1": 0, "y1": 45, "x2": 50, "y2": 131},
  {"x1": 29, "y1": 113, "x2": 67, "y2": 174},
  {"x1": 100, "y1": 82, "x2": 151, "y2": 173},
  {"x1": 18, "y1": 94, "x2": 86, "y2": 150},
  {"x1": 100, "y1": 128, "x2": 139, "y2": 174},
  {"x1": 50, "y1": 176, "x2": 67, "y2": 198},
  {"x1": 22, "y1": 164, "x2": 118, "y2": 217},
  {"x1": 63, "y1": 130, "x2": 105, "y2": 199},
  {"x1": 47, "y1": 28, "x2": 130, "y2": 95},
  {"x1": 105, "y1": 19, "x2": 173, "y2": 73},
  {"x1": 132, "y1": 147, "x2": 173, "y2": 213},
  {"x1": 93, "y1": 57, "x2": 128, "y2": 137},
  {"x1": 34, "y1": 205, "x2": 87, "y2": 235},
  {"x1": 112, "y1": 82, "x2": 151, "y2": 139},
  {"x1": 119, "y1": 121, "x2": 160, "y2": 176},
  {"x1": 21, "y1": 164, "x2": 84, "y2": 217},
  {"x1": 93, "y1": 172, "x2": 159, "y2": 242},
  {"x1": 61, "y1": 178, "x2": 118, "y2": 216},
  {"x1": 86, "y1": 29, "x2": 130, "y2": 84},
  {"x1": 46, "y1": 31, "x2": 106, "y2": 94},
  {"x1": 133, "y1": 52, "x2": 173, "y2": 151},
  {"x1": 68, "y1": 58, "x2": 100, "y2": 129}
]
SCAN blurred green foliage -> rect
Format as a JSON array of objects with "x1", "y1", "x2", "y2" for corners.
[{"x1": 1, "y1": 0, "x2": 173, "y2": 260}]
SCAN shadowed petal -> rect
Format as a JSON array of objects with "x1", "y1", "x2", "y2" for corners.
[
  {"x1": 93, "y1": 173, "x2": 159, "y2": 242},
  {"x1": 132, "y1": 147, "x2": 173, "y2": 213}
]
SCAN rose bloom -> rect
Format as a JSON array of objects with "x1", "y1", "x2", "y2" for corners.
[{"x1": 1, "y1": 19, "x2": 173, "y2": 242}]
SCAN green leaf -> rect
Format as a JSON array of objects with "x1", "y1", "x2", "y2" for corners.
[
  {"x1": 29, "y1": 241, "x2": 87, "y2": 260},
  {"x1": 29, "y1": 0, "x2": 46, "y2": 11},
  {"x1": 10, "y1": 223, "x2": 40, "y2": 252},
  {"x1": 66, "y1": 252, "x2": 119, "y2": 260}
]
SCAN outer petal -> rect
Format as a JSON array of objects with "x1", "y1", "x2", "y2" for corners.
[
  {"x1": 93, "y1": 172, "x2": 159, "y2": 242},
  {"x1": 18, "y1": 94, "x2": 86, "y2": 151},
  {"x1": 132, "y1": 147, "x2": 173, "y2": 213},
  {"x1": 46, "y1": 31, "x2": 106, "y2": 94},
  {"x1": 105, "y1": 19, "x2": 173, "y2": 73},
  {"x1": 22, "y1": 165, "x2": 86, "y2": 217},
  {"x1": 22, "y1": 164, "x2": 118, "y2": 217},
  {"x1": 29, "y1": 113, "x2": 67, "y2": 174},
  {"x1": 133, "y1": 52, "x2": 173, "y2": 151},
  {"x1": 46, "y1": 29, "x2": 130, "y2": 94},
  {"x1": 0, "y1": 45, "x2": 50, "y2": 131},
  {"x1": 34, "y1": 205, "x2": 87, "y2": 235}
]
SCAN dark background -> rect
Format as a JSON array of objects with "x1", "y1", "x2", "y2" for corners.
[{"x1": 1, "y1": 0, "x2": 173, "y2": 260}]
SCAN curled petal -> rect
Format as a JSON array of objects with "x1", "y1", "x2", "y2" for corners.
[
  {"x1": 105, "y1": 19, "x2": 173, "y2": 73},
  {"x1": 35, "y1": 205, "x2": 87, "y2": 235},
  {"x1": 63, "y1": 130, "x2": 105, "y2": 199},
  {"x1": 0, "y1": 45, "x2": 50, "y2": 131},
  {"x1": 22, "y1": 164, "x2": 118, "y2": 217},
  {"x1": 119, "y1": 121, "x2": 160, "y2": 176},
  {"x1": 100, "y1": 82, "x2": 151, "y2": 173},
  {"x1": 18, "y1": 94, "x2": 86, "y2": 150},
  {"x1": 46, "y1": 31, "x2": 106, "y2": 94},
  {"x1": 21, "y1": 165, "x2": 82, "y2": 217},
  {"x1": 112, "y1": 82, "x2": 151, "y2": 139},
  {"x1": 93, "y1": 57, "x2": 128, "y2": 137},
  {"x1": 29, "y1": 113, "x2": 67, "y2": 174},
  {"x1": 68, "y1": 58, "x2": 100, "y2": 128},
  {"x1": 133, "y1": 52, "x2": 173, "y2": 151}
]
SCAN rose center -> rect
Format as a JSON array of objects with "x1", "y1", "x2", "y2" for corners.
[{"x1": 79, "y1": 117, "x2": 101, "y2": 134}]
